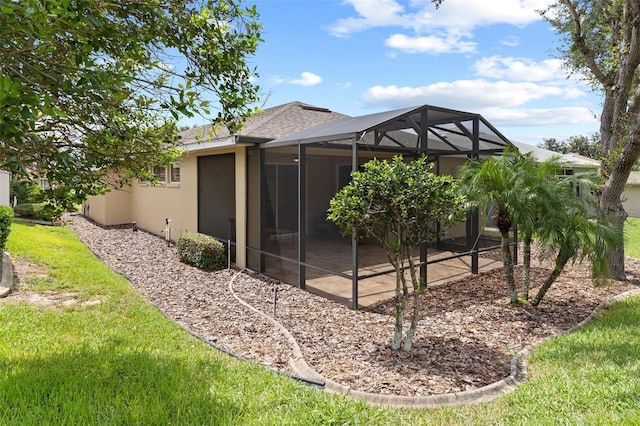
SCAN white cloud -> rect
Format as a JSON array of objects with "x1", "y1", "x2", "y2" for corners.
[
  {"x1": 328, "y1": 0, "x2": 407, "y2": 37},
  {"x1": 269, "y1": 72, "x2": 323, "y2": 87},
  {"x1": 329, "y1": 0, "x2": 554, "y2": 37},
  {"x1": 362, "y1": 80, "x2": 579, "y2": 109},
  {"x1": 501, "y1": 35, "x2": 520, "y2": 47},
  {"x1": 360, "y1": 79, "x2": 598, "y2": 129},
  {"x1": 290, "y1": 72, "x2": 323, "y2": 86},
  {"x1": 473, "y1": 56, "x2": 566, "y2": 82},
  {"x1": 479, "y1": 106, "x2": 598, "y2": 127},
  {"x1": 385, "y1": 33, "x2": 476, "y2": 54},
  {"x1": 415, "y1": 0, "x2": 552, "y2": 31}
]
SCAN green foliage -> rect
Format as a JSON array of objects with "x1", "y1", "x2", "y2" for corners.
[
  {"x1": 0, "y1": 0, "x2": 262, "y2": 205},
  {"x1": 177, "y1": 232, "x2": 226, "y2": 271},
  {"x1": 13, "y1": 203, "x2": 60, "y2": 222},
  {"x1": 541, "y1": 1, "x2": 640, "y2": 277},
  {"x1": 539, "y1": 134, "x2": 603, "y2": 160},
  {"x1": 459, "y1": 147, "x2": 619, "y2": 306},
  {"x1": 328, "y1": 156, "x2": 465, "y2": 351},
  {"x1": 328, "y1": 156, "x2": 465, "y2": 245},
  {"x1": 458, "y1": 147, "x2": 527, "y2": 304},
  {"x1": 9, "y1": 180, "x2": 41, "y2": 205},
  {"x1": 0, "y1": 205, "x2": 13, "y2": 252}
]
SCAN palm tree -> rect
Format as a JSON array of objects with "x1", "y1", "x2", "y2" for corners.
[
  {"x1": 458, "y1": 147, "x2": 527, "y2": 305},
  {"x1": 531, "y1": 171, "x2": 619, "y2": 306},
  {"x1": 459, "y1": 148, "x2": 619, "y2": 306},
  {"x1": 512, "y1": 155, "x2": 567, "y2": 300}
]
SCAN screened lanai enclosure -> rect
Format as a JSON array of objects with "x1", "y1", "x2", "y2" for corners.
[{"x1": 245, "y1": 105, "x2": 513, "y2": 309}]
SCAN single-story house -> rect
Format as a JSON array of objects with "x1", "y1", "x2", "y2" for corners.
[
  {"x1": 623, "y1": 171, "x2": 640, "y2": 218},
  {"x1": 513, "y1": 144, "x2": 640, "y2": 218},
  {"x1": 86, "y1": 101, "x2": 517, "y2": 308},
  {"x1": 0, "y1": 170, "x2": 10, "y2": 207}
]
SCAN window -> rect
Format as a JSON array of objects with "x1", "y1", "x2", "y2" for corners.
[
  {"x1": 170, "y1": 162, "x2": 181, "y2": 183},
  {"x1": 153, "y1": 165, "x2": 167, "y2": 183}
]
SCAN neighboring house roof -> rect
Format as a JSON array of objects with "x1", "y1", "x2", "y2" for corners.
[
  {"x1": 512, "y1": 141, "x2": 601, "y2": 168},
  {"x1": 179, "y1": 101, "x2": 349, "y2": 146}
]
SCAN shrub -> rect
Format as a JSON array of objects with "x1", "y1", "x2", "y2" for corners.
[
  {"x1": 10, "y1": 180, "x2": 42, "y2": 205},
  {"x1": 0, "y1": 206, "x2": 14, "y2": 252},
  {"x1": 13, "y1": 203, "x2": 59, "y2": 221},
  {"x1": 177, "y1": 232, "x2": 226, "y2": 271}
]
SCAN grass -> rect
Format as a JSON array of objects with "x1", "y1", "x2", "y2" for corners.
[
  {"x1": 1, "y1": 222, "x2": 639, "y2": 424},
  {"x1": 625, "y1": 217, "x2": 640, "y2": 258}
]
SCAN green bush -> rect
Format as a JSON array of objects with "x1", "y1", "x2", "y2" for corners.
[
  {"x1": 13, "y1": 203, "x2": 58, "y2": 221},
  {"x1": 177, "y1": 232, "x2": 226, "y2": 271},
  {"x1": 10, "y1": 180, "x2": 42, "y2": 205},
  {"x1": 0, "y1": 206, "x2": 14, "y2": 252}
]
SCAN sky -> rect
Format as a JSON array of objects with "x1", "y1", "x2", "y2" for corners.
[{"x1": 191, "y1": 0, "x2": 604, "y2": 146}]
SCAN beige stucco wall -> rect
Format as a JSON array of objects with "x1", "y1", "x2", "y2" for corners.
[
  {"x1": 0, "y1": 170, "x2": 9, "y2": 207},
  {"x1": 623, "y1": 185, "x2": 640, "y2": 218},
  {"x1": 88, "y1": 145, "x2": 248, "y2": 268},
  {"x1": 85, "y1": 187, "x2": 132, "y2": 226},
  {"x1": 130, "y1": 146, "x2": 248, "y2": 268}
]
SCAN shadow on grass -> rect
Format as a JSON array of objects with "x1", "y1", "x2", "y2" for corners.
[
  {"x1": 0, "y1": 345, "x2": 241, "y2": 424},
  {"x1": 536, "y1": 297, "x2": 640, "y2": 368}
]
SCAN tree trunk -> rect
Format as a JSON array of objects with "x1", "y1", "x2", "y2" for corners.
[
  {"x1": 532, "y1": 246, "x2": 571, "y2": 306},
  {"x1": 598, "y1": 106, "x2": 640, "y2": 280},
  {"x1": 522, "y1": 236, "x2": 532, "y2": 301},
  {"x1": 391, "y1": 256, "x2": 405, "y2": 350},
  {"x1": 402, "y1": 252, "x2": 420, "y2": 352},
  {"x1": 600, "y1": 174, "x2": 630, "y2": 281},
  {"x1": 500, "y1": 232, "x2": 517, "y2": 304}
]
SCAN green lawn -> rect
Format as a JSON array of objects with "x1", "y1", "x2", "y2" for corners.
[
  {"x1": 1, "y1": 222, "x2": 639, "y2": 425},
  {"x1": 625, "y1": 217, "x2": 640, "y2": 259}
]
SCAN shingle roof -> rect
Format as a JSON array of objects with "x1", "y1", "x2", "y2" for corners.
[
  {"x1": 179, "y1": 101, "x2": 349, "y2": 145},
  {"x1": 512, "y1": 141, "x2": 601, "y2": 167}
]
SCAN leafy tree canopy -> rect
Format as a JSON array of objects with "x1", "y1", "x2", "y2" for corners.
[
  {"x1": 0, "y1": 0, "x2": 262, "y2": 205},
  {"x1": 539, "y1": 134, "x2": 603, "y2": 160},
  {"x1": 328, "y1": 156, "x2": 465, "y2": 351},
  {"x1": 541, "y1": 0, "x2": 640, "y2": 279}
]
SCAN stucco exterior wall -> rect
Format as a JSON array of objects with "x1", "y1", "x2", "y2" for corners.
[
  {"x1": 129, "y1": 153, "x2": 198, "y2": 240},
  {"x1": 623, "y1": 185, "x2": 640, "y2": 218},
  {"x1": 125, "y1": 145, "x2": 247, "y2": 267},
  {"x1": 0, "y1": 170, "x2": 9, "y2": 207},
  {"x1": 85, "y1": 188, "x2": 131, "y2": 226}
]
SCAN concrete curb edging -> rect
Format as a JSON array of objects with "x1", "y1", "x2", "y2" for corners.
[
  {"x1": 229, "y1": 269, "x2": 640, "y2": 408},
  {"x1": 1, "y1": 251, "x2": 14, "y2": 298}
]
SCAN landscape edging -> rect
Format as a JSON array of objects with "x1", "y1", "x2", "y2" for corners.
[{"x1": 228, "y1": 269, "x2": 640, "y2": 408}]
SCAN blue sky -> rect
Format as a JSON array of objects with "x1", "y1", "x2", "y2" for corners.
[{"x1": 190, "y1": 0, "x2": 603, "y2": 146}]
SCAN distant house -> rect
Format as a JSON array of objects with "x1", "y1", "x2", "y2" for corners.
[
  {"x1": 512, "y1": 141, "x2": 601, "y2": 172},
  {"x1": 0, "y1": 170, "x2": 9, "y2": 207},
  {"x1": 623, "y1": 171, "x2": 640, "y2": 218},
  {"x1": 86, "y1": 101, "x2": 513, "y2": 308}
]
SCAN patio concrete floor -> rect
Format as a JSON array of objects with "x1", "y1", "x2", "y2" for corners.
[{"x1": 262, "y1": 237, "x2": 503, "y2": 309}]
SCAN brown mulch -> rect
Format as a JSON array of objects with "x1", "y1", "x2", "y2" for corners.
[{"x1": 39, "y1": 214, "x2": 639, "y2": 396}]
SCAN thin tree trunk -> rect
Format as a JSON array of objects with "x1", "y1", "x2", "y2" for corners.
[
  {"x1": 532, "y1": 247, "x2": 571, "y2": 306},
  {"x1": 391, "y1": 254, "x2": 405, "y2": 350},
  {"x1": 403, "y1": 252, "x2": 420, "y2": 352},
  {"x1": 522, "y1": 236, "x2": 532, "y2": 301},
  {"x1": 501, "y1": 232, "x2": 517, "y2": 304}
]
